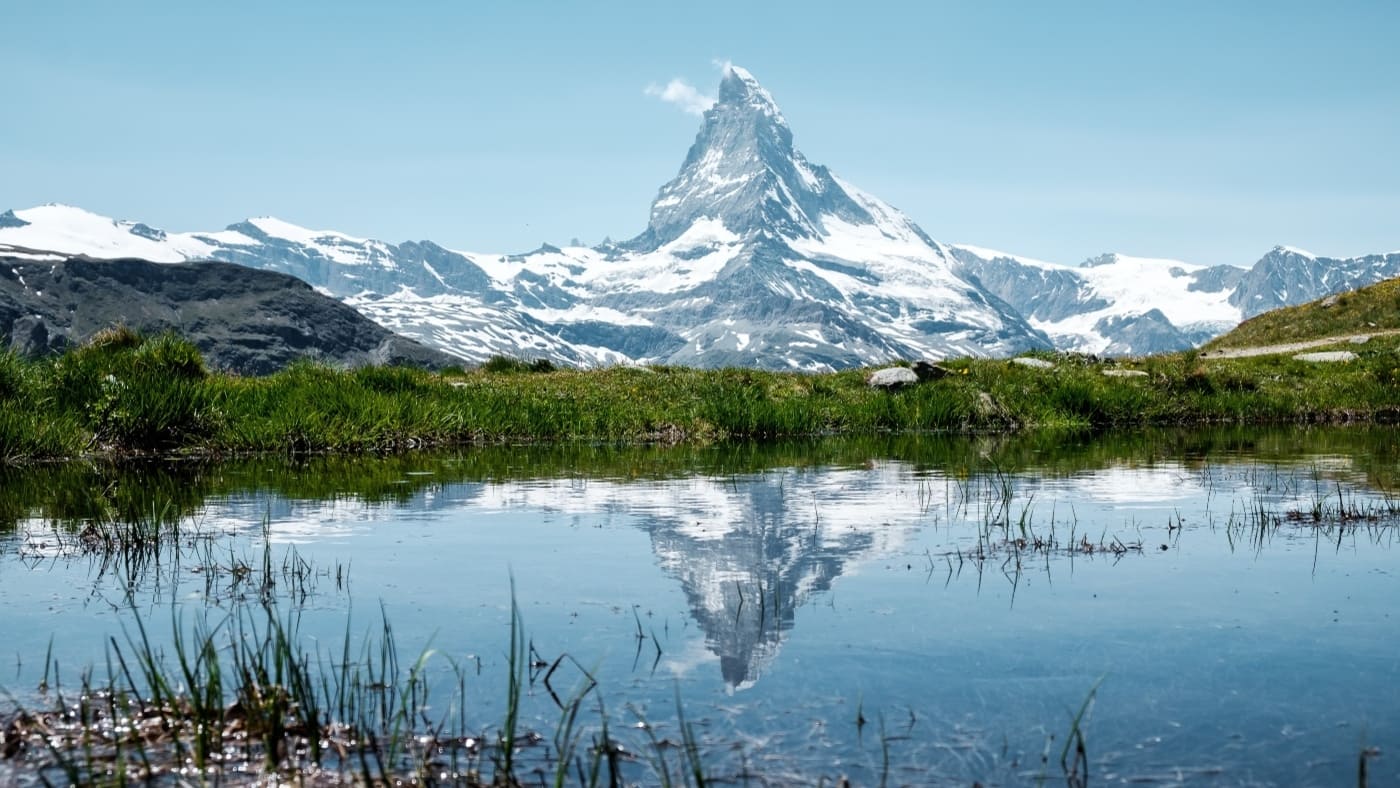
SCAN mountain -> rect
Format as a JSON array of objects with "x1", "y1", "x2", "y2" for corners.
[
  {"x1": 951, "y1": 245, "x2": 1400, "y2": 355},
  {"x1": 0, "y1": 255, "x2": 455, "y2": 374},
  {"x1": 1228, "y1": 246, "x2": 1400, "y2": 318},
  {"x1": 3, "y1": 67, "x2": 1398, "y2": 362},
  {"x1": 950, "y1": 246, "x2": 1246, "y2": 354},
  {"x1": 0, "y1": 205, "x2": 619, "y2": 367},
  {"x1": 542, "y1": 65, "x2": 1050, "y2": 368},
  {"x1": 0, "y1": 67, "x2": 1051, "y2": 369}
]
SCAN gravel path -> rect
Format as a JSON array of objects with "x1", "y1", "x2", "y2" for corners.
[{"x1": 1199, "y1": 329, "x2": 1400, "y2": 359}]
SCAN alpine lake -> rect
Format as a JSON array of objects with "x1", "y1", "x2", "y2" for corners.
[{"x1": 1, "y1": 426, "x2": 1397, "y2": 786}]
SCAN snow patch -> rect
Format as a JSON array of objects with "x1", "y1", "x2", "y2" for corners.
[
  {"x1": 951, "y1": 244, "x2": 1063, "y2": 269},
  {"x1": 522, "y1": 305, "x2": 654, "y2": 327},
  {"x1": 2, "y1": 204, "x2": 210, "y2": 262},
  {"x1": 246, "y1": 217, "x2": 367, "y2": 245}
]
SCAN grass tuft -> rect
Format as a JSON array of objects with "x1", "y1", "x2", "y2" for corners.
[{"x1": 5, "y1": 323, "x2": 1400, "y2": 462}]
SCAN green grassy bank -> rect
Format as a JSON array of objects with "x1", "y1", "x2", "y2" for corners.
[
  {"x1": 1204, "y1": 277, "x2": 1400, "y2": 350},
  {"x1": 2, "y1": 324, "x2": 1399, "y2": 463}
]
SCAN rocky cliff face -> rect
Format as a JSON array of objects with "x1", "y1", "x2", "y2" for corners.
[
  {"x1": 638, "y1": 68, "x2": 892, "y2": 250},
  {"x1": 1229, "y1": 247, "x2": 1400, "y2": 318},
  {"x1": 0, "y1": 256, "x2": 456, "y2": 374}
]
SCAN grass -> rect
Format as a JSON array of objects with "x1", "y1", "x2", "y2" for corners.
[
  {"x1": 1205, "y1": 277, "x2": 1400, "y2": 350},
  {"x1": 3, "y1": 326, "x2": 1400, "y2": 464},
  {"x1": 0, "y1": 589, "x2": 733, "y2": 786},
  {"x1": 9, "y1": 424, "x2": 1400, "y2": 540}
]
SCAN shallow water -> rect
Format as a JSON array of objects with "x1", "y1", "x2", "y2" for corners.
[{"x1": 1, "y1": 427, "x2": 1398, "y2": 784}]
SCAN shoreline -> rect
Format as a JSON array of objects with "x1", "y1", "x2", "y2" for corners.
[{"x1": 4, "y1": 331, "x2": 1400, "y2": 465}]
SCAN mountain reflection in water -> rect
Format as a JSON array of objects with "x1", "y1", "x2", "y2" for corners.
[{"x1": 1, "y1": 428, "x2": 1398, "y2": 785}]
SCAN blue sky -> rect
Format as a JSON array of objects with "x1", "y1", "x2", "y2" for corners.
[{"x1": 4, "y1": 0, "x2": 1397, "y2": 266}]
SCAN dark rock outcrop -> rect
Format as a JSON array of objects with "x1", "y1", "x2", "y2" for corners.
[
  {"x1": 0, "y1": 256, "x2": 456, "y2": 374},
  {"x1": 1230, "y1": 247, "x2": 1400, "y2": 318}
]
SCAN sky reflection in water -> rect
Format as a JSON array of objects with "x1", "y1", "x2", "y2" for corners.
[{"x1": 0, "y1": 429, "x2": 1396, "y2": 784}]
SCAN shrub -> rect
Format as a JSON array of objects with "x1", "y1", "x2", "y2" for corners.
[
  {"x1": 44, "y1": 331, "x2": 221, "y2": 452},
  {"x1": 50, "y1": 343, "x2": 127, "y2": 413}
]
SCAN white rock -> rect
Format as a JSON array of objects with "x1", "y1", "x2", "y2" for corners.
[
  {"x1": 867, "y1": 367, "x2": 919, "y2": 389},
  {"x1": 1102, "y1": 369, "x2": 1148, "y2": 377},
  {"x1": 1011, "y1": 357, "x2": 1054, "y2": 369},
  {"x1": 1294, "y1": 351, "x2": 1358, "y2": 363}
]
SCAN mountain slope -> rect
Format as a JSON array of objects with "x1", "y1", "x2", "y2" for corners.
[
  {"x1": 1205, "y1": 275, "x2": 1400, "y2": 351},
  {"x1": 950, "y1": 246, "x2": 1245, "y2": 354},
  {"x1": 0, "y1": 205, "x2": 614, "y2": 367},
  {"x1": 0, "y1": 255, "x2": 456, "y2": 374},
  {"x1": 950, "y1": 244, "x2": 1400, "y2": 355},
  {"x1": 1228, "y1": 246, "x2": 1400, "y2": 318}
]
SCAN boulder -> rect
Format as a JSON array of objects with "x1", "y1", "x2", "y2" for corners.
[
  {"x1": 7, "y1": 315, "x2": 60, "y2": 355},
  {"x1": 1102, "y1": 369, "x2": 1148, "y2": 378},
  {"x1": 1294, "y1": 351, "x2": 1358, "y2": 363},
  {"x1": 911, "y1": 360, "x2": 952, "y2": 381},
  {"x1": 1011, "y1": 357, "x2": 1054, "y2": 370},
  {"x1": 867, "y1": 366, "x2": 919, "y2": 389}
]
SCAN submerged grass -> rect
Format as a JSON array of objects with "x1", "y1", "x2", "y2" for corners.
[
  {"x1": 3, "y1": 328, "x2": 1400, "y2": 463},
  {"x1": 0, "y1": 588, "x2": 732, "y2": 787},
  {"x1": 12, "y1": 424, "x2": 1400, "y2": 534},
  {"x1": 4, "y1": 459, "x2": 1394, "y2": 782}
]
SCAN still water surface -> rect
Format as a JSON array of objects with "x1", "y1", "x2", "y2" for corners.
[{"x1": 1, "y1": 428, "x2": 1397, "y2": 784}]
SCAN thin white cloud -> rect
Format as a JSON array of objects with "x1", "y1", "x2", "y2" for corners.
[{"x1": 644, "y1": 78, "x2": 715, "y2": 116}]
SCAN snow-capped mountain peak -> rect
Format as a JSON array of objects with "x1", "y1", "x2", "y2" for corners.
[
  {"x1": 239, "y1": 216, "x2": 367, "y2": 246},
  {"x1": 0, "y1": 204, "x2": 210, "y2": 262},
  {"x1": 717, "y1": 64, "x2": 786, "y2": 125},
  {"x1": 0, "y1": 67, "x2": 1056, "y2": 368},
  {"x1": 220, "y1": 216, "x2": 400, "y2": 270},
  {"x1": 950, "y1": 245, "x2": 1250, "y2": 355},
  {"x1": 641, "y1": 65, "x2": 884, "y2": 250},
  {"x1": 1271, "y1": 244, "x2": 1317, "y2": 259}
]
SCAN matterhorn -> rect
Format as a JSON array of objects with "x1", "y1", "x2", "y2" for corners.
[{"x1": 0, "y1": 68, "x2": 1061, "y2": 368}]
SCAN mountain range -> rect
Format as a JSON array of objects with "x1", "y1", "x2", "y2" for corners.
[{"x1": 3, "y1": 66, "x2": 1397, "y2": 367}]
